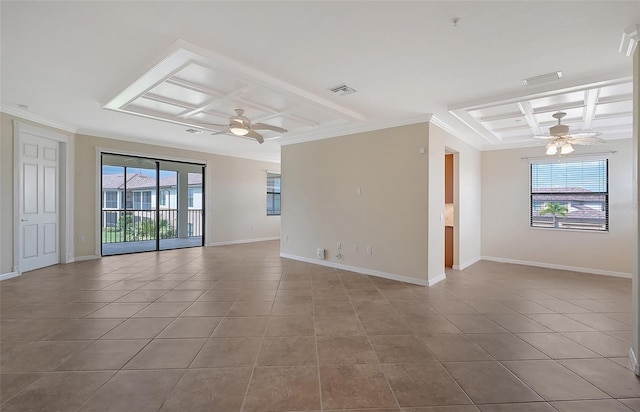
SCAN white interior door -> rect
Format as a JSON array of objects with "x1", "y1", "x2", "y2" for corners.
[{"x1": 19, "y1": 133, "x2": 60, "y2": 272}]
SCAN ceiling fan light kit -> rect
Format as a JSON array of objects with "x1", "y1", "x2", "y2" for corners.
[
  {"x1": 199, "y1": 108, "x2": 288, "y2": 144},
  {"x1": 229, "y1": 124, "x2": 250, "y2": 136},
  {"x1": 533, "y1": 111, "x2": 603, "y2": 156}
]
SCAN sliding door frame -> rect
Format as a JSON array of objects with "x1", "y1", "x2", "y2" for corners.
[{"x1": 95, "y1": 147, "x2": 208, "y2": 257}]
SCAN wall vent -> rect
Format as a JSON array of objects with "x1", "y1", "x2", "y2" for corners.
[{"x1": 330, "y1": 84, "x2": 357, "y2": 96}]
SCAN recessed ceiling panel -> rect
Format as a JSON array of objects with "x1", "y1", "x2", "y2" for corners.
[
  {"x1": 471, "y1": 103, "x2": 521, "y2": 121},
  {"x1": 595, "y1": 100, "x2": 633, "y2": 117},
  {"x1": 598, "y1": 82, "x2": 633, "y2": 99},
  {"x1": 529, "y1": 91, "x2": 585, "y2": 111},
  {"x1": 173, "y1": 63, "x2": 245, "y2": 95},
  {"x1": 149, "y1": 82, "x2": 211, "y2": 107},
  {"x1": 535, "y1": 107, "x2": 583, "y2": 125},
  {"x1": 127, "y1": 97, "x2": 190, "y2": 116}
]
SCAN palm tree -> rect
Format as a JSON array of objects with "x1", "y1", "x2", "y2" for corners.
[{"x1": 540, "y1": 202, "x2": 568, "y2": 228}]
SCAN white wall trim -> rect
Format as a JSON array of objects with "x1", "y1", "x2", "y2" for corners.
[
  {"x1": 0, "y1": 271, "x2": 21, "y2": 281},
  {"x1": 279, "y1": 253, "x2": 428, "y2": 287},
  {"x1": 428, "y1": 273, "x2": 447, "y2": 286},
  {"x1": 74, "y1": 255, "x2": 101, "y2": 262},
  {"x1": 1, "y1": 106, "x2": 77, "y2": 134},
  {"x1": 207, "y1": 236, "x2": 280, "y2": 247},
  {"x1": 453, "y1": 256, "x2": 482, "y2": 271},
  {"x1": 481, "y1": 256, "x2": 631, "y2": 279},
  {"x1": 280, "y1": 114, "x2": 432, "y2": 146},
  {"x1": 630, "y1": 348, "x2": 640, "y2": 376}
]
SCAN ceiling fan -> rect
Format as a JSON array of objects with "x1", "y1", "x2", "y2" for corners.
[
  {"x1": 199, "y1": 109, "x2": 287, "y2": 144},
  {"x1": 533, "y1": 111, "x2": 604, "y2": 155}
]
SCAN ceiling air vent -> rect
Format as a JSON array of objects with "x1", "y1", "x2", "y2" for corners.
[
  {"x1": 185, "y1": 128, "x2": 203, "y2": 134},
  {"x1": 522, "y1": 71, "x2": 563, "y2": 86},
  {"x1": 330, "y1": 84, "x2": 357, "y2": 96}
]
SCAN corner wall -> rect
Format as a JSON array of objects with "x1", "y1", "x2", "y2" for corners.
[
  {"x1": 280, "y1": 121, "x2": 483, "y2": 285},
  {"x1": 481, "y1": 139, "x2": 633, "y2": 276}
]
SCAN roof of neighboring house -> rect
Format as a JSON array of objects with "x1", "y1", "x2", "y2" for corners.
[
  {"x1": 102, "y1": 173, "x2": 202, "y2": 190},
  {"x1": 533, "y1": 187, "x2": 603, "y2": 193},
  {"x1": 159, "y1": 174, "x2": 202, "y2": 187}
]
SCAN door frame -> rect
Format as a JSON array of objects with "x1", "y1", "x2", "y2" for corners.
[{"x1": 13, "y1": 121, "x2": 74, "y2": 275}]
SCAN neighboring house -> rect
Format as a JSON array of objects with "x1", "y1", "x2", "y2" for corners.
[
  {"x1": 531, "y1": 187, "x2": 606, "y2": 229},
  {"x1": 101, "y1": 173, "x2": 203, "y2": 237}
]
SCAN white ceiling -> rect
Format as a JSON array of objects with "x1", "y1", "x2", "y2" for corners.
[{"x1": 1, "y1": 1, "x2": 638, "y2": 163}]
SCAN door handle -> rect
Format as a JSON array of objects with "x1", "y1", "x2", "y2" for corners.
[{"x1": 21, "y1": 219, "x2": 29, "y2": 222}]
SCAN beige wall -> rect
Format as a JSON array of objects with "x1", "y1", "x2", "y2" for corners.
[
  {"x1": 482, "y1": 139, "x2": 633, "y2": 276},
  {"x1": 281, "y1": 121, "x2": 482, "y2": 285},
  {"x1": 281, "y1": 123, "x2": 430, "y2": 284},
  {"x1": 0, "y1": 112, "x2": 280, "y2": 273}
]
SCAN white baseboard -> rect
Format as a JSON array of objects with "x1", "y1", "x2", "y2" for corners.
[
  {"x1": 0, "y1": 271, "x2": 21, "y2": 281},
  {"x1": 74, "y1": 254, "x2": 101, "y2": 262},
  {"x1": 630, "y1": 348, "x2": 640, "y2": 376},
  {"x1": 279, "y1": 253, "x2": 428, "y2": 287},
  {"x1": 481, "y1": 256, "x2": 631, "y2": 279},
  {"x1": 207, "y1": 236, "x2": 280, "y2": 247},
  {"x1": 428, "y1": 273, "x2": 447, "y2": 286},
  {"x1": 452, "y1": 256, "x2": 482, "y2": 271}
]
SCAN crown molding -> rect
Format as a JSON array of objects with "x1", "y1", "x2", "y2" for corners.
[
  {"x1": 279, "y1": 113, "x2": 433, "y2": 146},
  {"x1": 1, "y1": 105, "x2": 77, "y2": 133},
  {"x1": 429, "y1": 114, "x2": 484, "y2": 150}
]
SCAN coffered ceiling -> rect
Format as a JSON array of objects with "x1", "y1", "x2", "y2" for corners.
[
  {"x1": 1, "y1": 1, "x2": 638, "y2": 163},
  {"x1": 450, "y1": 79, "x2": 633, "y2": 149}
]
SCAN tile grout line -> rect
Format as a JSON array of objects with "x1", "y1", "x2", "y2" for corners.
[
  {"x1": 237, "y1": 268, "x2": 281, "y2": 412},
  {"x1": 348, "y1": 278, "x2": 403, "y2": 411}
]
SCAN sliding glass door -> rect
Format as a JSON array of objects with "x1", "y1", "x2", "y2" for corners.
[{"x1": 101, "y1": 153, "x2": 205, "y2": 256}]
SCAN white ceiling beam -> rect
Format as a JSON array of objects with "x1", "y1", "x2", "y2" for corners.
[
  {"x1": 165, "y1": 77, "x2": 226, "y2": 99},
  {"x1": 517, "y1": 101, "x2": 542, "y2": 135},
  {"x1": 582, "y1": 88, "x2": 599, "y2": 130},
  {"x1": 477, "y1": 111, "x2": 524, "y2": 122},
  {"x1": 143, "y1": 93, "x2": 197, "y2": 111}
]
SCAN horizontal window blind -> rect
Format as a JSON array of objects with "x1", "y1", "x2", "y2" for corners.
[{"x1": 530, "y1": 159, "x2": 608, "y2": 231}]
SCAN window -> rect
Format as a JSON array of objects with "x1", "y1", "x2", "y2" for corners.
[
  {"x1": 159, "y1": 190, "x2": 168, "y2": 206},
  {"x1": 188, "y1": 188, "x2": 194, "y2": 208},
  {"x1": 267, "y1": 173, "x2": 281, "y2": 216},
  {"x1": 530, "y1": 159, "x2": 608, "y2": 231},
  {"x1": 132, "y1": 191, "x2": 152, "y2": 210},
  {"x1": 104, "y1": 191, "x2": 118, "y2": 209}
]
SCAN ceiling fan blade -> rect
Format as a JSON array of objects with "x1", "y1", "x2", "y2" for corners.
[
  {"x1": 195, "y1": 121, "x2": 228, "y2": 128},
  {"x1": 567, "y1": 136, "x2": 605, "y2": 145},
  {"x1": 252, "y1": 123, "x2": 288, "y2": 133},
  {"x1": 532, "y1": 135, "x2": 553, "y2": 140},
  {"x1": 246, "y1": 130, "x2": 264, "y2": 144}
]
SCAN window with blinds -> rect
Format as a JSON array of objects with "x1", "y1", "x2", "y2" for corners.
[
  {"x1": 530, "y1": 159, "x2": 608, "y2": 231},
  {"x1": 267, "y1": 173, "x2": 281, "y2": 216}
]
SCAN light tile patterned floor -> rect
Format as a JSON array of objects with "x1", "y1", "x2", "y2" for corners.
[{"x1": 1, "y1": 240, "x2": 638, "y2": 411}]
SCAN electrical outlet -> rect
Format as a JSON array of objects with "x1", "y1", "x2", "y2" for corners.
[
  {"x1": 353, "y1": 244, "x2": 358, "y2": 252},
  {"x1": 79, "y1": 235, "x2": 85, "y2": 243},
  {"x1": 285, "y1": 235, "x2": 289, "y2": 242},
  {"x1": 337, "y1": 242, "x2": 342, "y2": 250},
  {"x1": 366, "y1": 245, "x2": 372, "y2": 254}
]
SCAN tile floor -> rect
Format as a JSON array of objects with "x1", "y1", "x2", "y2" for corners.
[{"x1": 1, "y1": 240, "x2": 638, "y2": 411}]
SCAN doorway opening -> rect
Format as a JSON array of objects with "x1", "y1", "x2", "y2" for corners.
[
  {"x1": 444, "y1": 153, "x2": 455, "y2": 268},
  {"x1": 100, "y1": 153, "x2": 205, "y2": 256}
]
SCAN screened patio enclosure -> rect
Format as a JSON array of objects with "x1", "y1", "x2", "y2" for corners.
[{"x1": 101, "y1": 153, "x2": 205, "y2": 256}]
